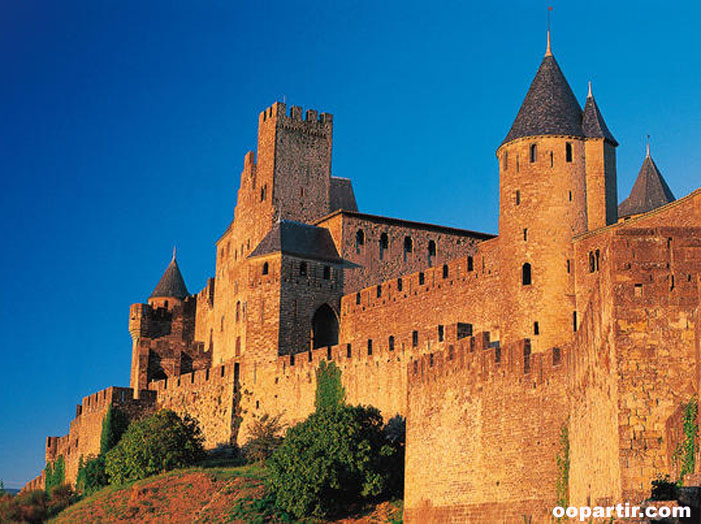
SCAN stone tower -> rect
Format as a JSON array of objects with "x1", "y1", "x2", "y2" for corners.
[
  {"x1": 207, "y1": 102, "x2": 335, "y2": 364},
  {"x1": 496, "y1": 34, "x2": 617, "y2": 351}
]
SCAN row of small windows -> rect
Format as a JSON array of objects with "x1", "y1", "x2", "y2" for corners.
[
  {"x1": 502, "y1": 142, "x2": 574, "y2": 171},
  {"x1": 355, "y1": 256, "x2": 474, "y2": 304},
  {"x1": 261, "y1": 261, "x2": 333, "y2": 280},
  {"x1": 589, "y1": 250, "x2": 601, "y2": 273},
  {"x1": 514, "y1": 189, "x2": 573, "y2": 206},
  {"x1": 356, "y1": 230, "x2": 439, "y2": 262}
]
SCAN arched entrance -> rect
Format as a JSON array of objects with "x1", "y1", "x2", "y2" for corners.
[{"x1": 311, "y1": 304, "x2": 339, "y2": 349}]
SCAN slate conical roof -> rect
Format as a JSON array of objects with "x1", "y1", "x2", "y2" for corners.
[
  {"x1": 618, "y1": 151, "x2": 675, "y2": 218},
  {"x1": 150, "y1": 251, "x2": 189, "y2": 299},
  {"x1": 582, "y1": 87, "x2": 618, "y2": 145},
  {"x1": 502, "y1": 52, "x2": 584, "y2": 145}
]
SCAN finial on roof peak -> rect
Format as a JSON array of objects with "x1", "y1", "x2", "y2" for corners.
[
  {"x1": 172, "y1": 246, "x2": 177, "y2": 262},
  {"x1": 588, "y1": 81, "x2": 592, "y2": 98},
  {"x1": 545, "y1": 6, "x2": 553, "y2": 57},
  {"x1": 646, "y1": 135, "x2": 651, "y2": 157}
]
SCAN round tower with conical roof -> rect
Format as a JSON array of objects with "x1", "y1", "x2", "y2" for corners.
[
  {"x1": 147, "y1": 247, "x2": 190, "y2": 310},
  {"x1": 496, "y1": 33, "x2": 616, "y2": 351}
]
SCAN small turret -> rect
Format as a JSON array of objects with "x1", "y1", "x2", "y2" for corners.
[
  {"x1": 618, "y1": 145, "x2": 675, "y2": 218},
  {"x1": 148, "y1": 247, "x2": 189, "y2": 308}
]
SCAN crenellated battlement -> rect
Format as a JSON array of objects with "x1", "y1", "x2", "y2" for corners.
[
  {"x1": 408, "y1": 332, "x2": 569, "y2": 392},
  {"x1": 147, "y1": 361, "x2": 236, "y2": 393},
  {"x1": 259, "y1": 101, "x2": 333, "y2": 128}
]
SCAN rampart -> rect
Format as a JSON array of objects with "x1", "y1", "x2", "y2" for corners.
[
  {"x1": 404, "y1": 336, "x2": 570, "y2": 523},
  {"x1": 44, "y1": 387, "x2": 156, "y2": 484}
]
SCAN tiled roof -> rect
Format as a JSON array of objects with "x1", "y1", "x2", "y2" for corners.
[
  {"x1": 618, "y1": 153, "x2": 675, "y2": 218},
  {"x1": 502, "y1": 54, "x2": 584, "y2": 145},
  {"x1": 582, "y1": 93, "x2": 618, "y2": 145},
  {"x1": 330, "y1": 177, "x2": 358, "y2": 212},
  {"x1": 150, "y1": 256, "x2": 189, "y2": 299},
  {"x1": 248, "y1": 220, "x2": 342, "y2": 262}
]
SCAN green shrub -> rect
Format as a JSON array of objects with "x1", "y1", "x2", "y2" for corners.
[
  {"x1": 315, "y1": 360, "x2": 345, "y2": 412},
  {"x1": 104, "y1": 409, "x2": 205, "y2": 484},
  {"x1": 243, "y1": 413, "x2": 285, "y2": 464},
  {"x1": 45, "y1": 455, "x2": 65, "y2": 493},
  {"x1": 76, "y1": 454, "x2": 108, "y2": 495},
  {"x1": 100, "y1": 404, "x2": 129, "y2": 455},
  {"x1": 267, "y1": 405, "x2": 403, "y2": 518}
]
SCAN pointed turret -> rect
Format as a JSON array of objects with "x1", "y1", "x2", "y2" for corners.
[
  {"x1": 149, "y1": 249, "x2": 189, "y2": 300},
  {"x1": 582, "y1": 83, "x2": 618, "y2": 146},
  {"x1": 618, "y1": 149, "x2": 675, "y2": 218},
  {"x1": 502, "y1": 46, "x2": 583, "y2": 145}
]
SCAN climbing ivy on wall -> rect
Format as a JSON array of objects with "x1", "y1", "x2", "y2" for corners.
[
  {"x1": 100, "y1": 405, "x2": 129, "y2": 455},
  {"x1": 45, "y1": 455, "x2": 65, "y2": 493},
  {"x1": 673, "y1": 397, "x2": 698, "y2": 481},
  {"x1": 315, "y1": 360, "x2": 345, "y2": 412},
  {"x1": 555, "y1": 422, "x2": 570, "y2": 510}
]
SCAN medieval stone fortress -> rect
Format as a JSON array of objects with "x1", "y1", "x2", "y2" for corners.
[{"x1": 23, "y1": 32, "x2": 701, "y2": 522}]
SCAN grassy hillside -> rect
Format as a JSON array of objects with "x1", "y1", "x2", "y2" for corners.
[{"x1": 51, "y1": 464, "x2": 402, "y2": 523}]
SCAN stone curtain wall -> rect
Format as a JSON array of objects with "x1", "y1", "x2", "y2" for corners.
[
  {"x1": 45, "y1": 387, "x2": 157, "y2": 484},
  {"x1": 404, "y1": 337, "x2": 570, "y2": 523},
  {"x1": 148, "y1": 363, "x2": 238, "y2": 448}
]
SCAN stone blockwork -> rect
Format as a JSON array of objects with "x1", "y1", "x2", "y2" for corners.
[
  {"x1": 43, "y1": 387, "x2": 157, "y2": 486},
  {"x1": 405, "y1": 338, "x2": 570, "y2": 523},
  {"x1": 22, "y1": 43, "x2": 701, "y2": 524}
]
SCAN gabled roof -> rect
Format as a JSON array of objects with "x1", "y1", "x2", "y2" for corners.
[
  {"x1": 502, "y1": 53, "x2": 584, "y2": 145},
  {"x1": 581, "y1": 88, "x2": 618, "y2": 145},
  {"x1": 150, "y1": 254, "x2": 189, "y2": 299},
  {"x1": 618, "y1": 152, "x2": 675, "y2": 218},
  {"x1": 248, "y1": 220, "x2": 342, "y2": 263}
]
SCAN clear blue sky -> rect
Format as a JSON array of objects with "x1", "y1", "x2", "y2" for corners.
[{"x1": 1, "y1": 0, "x2": 700, "y2": 488}]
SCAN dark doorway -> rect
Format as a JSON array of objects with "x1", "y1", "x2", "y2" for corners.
[{"x1": 311, "y1": 304, "x2": 339, "y2": 349}]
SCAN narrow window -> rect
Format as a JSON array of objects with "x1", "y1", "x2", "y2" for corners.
[
  {"x1": 412, "y1": 330, "x2": 418, "y2": 347},
  {"x1": 367, "y1": 339, "x2": 373, "y2": 356},
  {"x1": 404, "y1": 236, "x2": 413, "y2": 260},
  {"x1": 376, "y1": 285, "x2": 382, "y2": 298},
  {"x1": 260, "y1": 185, "x2": 267, "y2": 202},
  {"x1": 236, "y1": 301, "x2": 240, "y2": 322},
  {"x1": 566, "y1": 142, "x2": 573, "y2": 162},
  {"x1": 220, "y1": 316, "x2": 225, "y2": 332},
  {"x1": 428, "y1": 240, "x2": 436, "y2": 257},
  {"x1": 550, "y1": 151, "x2": 554, "y2": 167},
  {"x1": 516, "y1": 156, "x2": 520, "y2": 172},
  {"x1": 355, "y1": 229, "x2": 364, "y2": 251},
  {"x1": 467, "y1": 255, "x2": 474, "y2": 272},
  {"x1": 566, "y1": 259, "x2": 571, "y2": 274},
  {"x1": 300, "y1": 261, "x2": 308, "y2": 276},
  {"x1": 419, "y1": 272, "x2": 425, "y2": 285},
  {"x1": 670, "y1": 275, "x2": 675, "y2": 291},
  {"x1": 595, "y1": 250, "x2": 600, "y2": 272},
  {"x1": 262, "y1": 262, "x2": 269, "y2": 275},
  {"x1": 438, "y1": 325, "x2": 444, "y2": 342},
  {"x1": 553, "y1": 347, "x2": 561, "y2": 365},
  {"x1": 442, "y1": 264, "x2": 449, "y2": 279},
  {"x1": 523, "y1": 341, "x2": 531, "y2": 373},
  {"x1": 589, "y1": 252, "x2": 595, "y2": 273},
  {"x1": 379, "y1": 233, "x2": 388, "y2": 260},
  {"x1": 346, "y1": 344, "x2": 352, "y2": 358},
  {"x1": 523, "y1": 228, "x2": 528, "y2": 241},
  {"x1": 634, "y1": 283, "x2": 643, "y2": 297},
  {"x1": 235, "y1": 337, "x2": 241, "y2": 357},
  {"x1": 522, "y1": 263, "x2": 532, "y2": 285},
  {"x1": 388, "y1": 336, "x2": 395, "y2": 351},
  {"x1": 573, "y1": 311, "x2": 577, "y2": 332},
  {"x1": 164, "y1": 300, "x2": 168, "y2": 309},
  {"x1": 503, "y1": 151, "x2": 508, "y2": 171},
  {"x1": 569, "y1": 191, "x2": 572, "y2": 202},
  {"x1": 515, "y1": 190, "x2": 521, "y2": 206},
  {"x1": 300, "y1": 187, "x2": 304, "y2": 197},
  {"x1": 533, "y1": 321, "x2": 540, "y2": 335},
  {"x1": 323, "y1": 265, "x2": 331, "y2": 279},
  {"x1": 529, "y1": 143, "x2": 537, "y2": 163},
  {"x1": 356, "y1": 292, "x2": 361, "y2": 305},
  {"x1": 397, "y1": 278, "x2": 403, "y2": 291}
]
